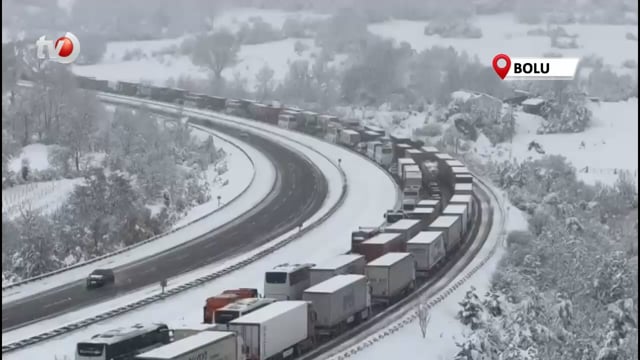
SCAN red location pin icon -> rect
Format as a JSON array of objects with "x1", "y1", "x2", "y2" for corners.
[{"x1": 492, "y1": 54, "x2": 511, "y2": 80}]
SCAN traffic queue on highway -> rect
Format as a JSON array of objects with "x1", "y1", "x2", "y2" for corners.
[{"x1": 64, "y1": 77, "x2": 477, "y2": 360}]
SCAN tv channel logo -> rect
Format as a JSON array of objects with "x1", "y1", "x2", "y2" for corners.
[{"x1": 36, "y1": 32, "x2": 81, "y2": 64}]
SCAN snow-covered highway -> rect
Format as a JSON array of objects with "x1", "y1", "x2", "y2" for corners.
[
  {"x1": 1, "y1": 126, "x2": 271, "y2": 306},
  {"x1": 2, "y1": 93, "x2": 399, "y2": 359}
]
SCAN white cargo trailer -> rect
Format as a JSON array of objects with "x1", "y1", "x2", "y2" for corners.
[
  {"x1": 406, "y1": 231, "x2": 446, "y2": 273},
  {"x1": 374, "y1": 144, "x2": 393, "y2": 167},
  {"x1": 396, "y1": 143, "x2": 412, "y2": 158},
  {"x1": 428, "y1": 215, "x2": 463, "y2": 253},
  {"x1": 449, "y1": 194, "x2": 473, "y2": 213},
  {"x1": 416, "y1": 199, "x2": 441, "y2": 213},
  {"x1": 405, "y1": 148, "x2": 426, "y2": 162},
  {"x1": 170, "y1": 324, "x2": 220, "y2": 341},
  {"x1": 451, "y1": 166, "x2": 471, "y2": 175},
  {"x1": 227, "y1": 301, "x2": 312, "y2": 360},
  {"x1": 445, "y1": 159, "x2": 465, "y2": 168},
  {"x1": 406, "y1": 207, "x2": 436, "y2": 229},
  {"x1": 309, "y1": 254, "x2": 366, "y2": 286},
  {"x1": 340, "y1": 129, "x2": 361, "y2": 147},
  {"x1": 383, "y1": 219, "x2": 422, "y2": 243},
  {"x1": 365, "y1": 253, "x2": 415, "y2": 304},
  {"x1": 443, "y1": 204, "x2": 469, "y2": 234},
  {"x1": 397, "y1": 158, "x2": 416, "y2": 178},
  {"x1": 421, "y1": 146, "x2": 439, "y2": 154},
  {"x1": 434, "y1": 153, "x2": 453, "y2": 161},
  {"x1": 302, "y1": 274, "x2": 370, "y2": 335},
  {"x1": 366, "y1": 141, "x2": 382, "y2": 159},
  {"x1": 365, "y1": 125, "x2": 385, "y2": 134},
  {"x1": 455, "y1": 173, "x2": 474, "y2": 184},
  {"x1": 135, "y1": 331, "x2": 238, "y2": 360},
  {"x1": 455, "y1": 183, "x2": 473, "y2": 195}
]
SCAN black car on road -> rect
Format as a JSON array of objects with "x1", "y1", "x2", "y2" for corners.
[{"x1": 86, "y1": 269, "x2": 115, "y2": 289}]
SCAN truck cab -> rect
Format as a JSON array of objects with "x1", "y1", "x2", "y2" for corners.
[
  {"x1": 384, "y1": 210, "x2": 407, "y2": 223},
  {"x1": 402, "y1": 197, "x2": 417, "y2": 211}
]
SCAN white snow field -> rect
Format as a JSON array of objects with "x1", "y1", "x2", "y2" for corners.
[
  {"x1": 1, "y1": 178, "x2": 83, "y2": 220},
  {"x1": 2, "y1": 127, "x2": 272, "y2": 304},
  {"x1": 212, "y1": 7, "x2": 328, "y2": 32},
  {"x1": 369, "y1": 14, "x2": 637, "y2": 73},
  {"x1": 71, "y1": 8, "x2": 330, "y2": 89},
  {"x1": 3, "y1": 144, "x2": 79, "y2": 219},
  {"x1": 473, "y1": 99, "x2": 638, "y2": 187},
  {"x1": 331, "y1": 189, "x2": 527, "y2": 360},
  {"x1": 72, "y1": 38, "x2": 321, "y2": 91},
  {"x1": 2, "y1": 96, "x2": 398, "y2": 360}
]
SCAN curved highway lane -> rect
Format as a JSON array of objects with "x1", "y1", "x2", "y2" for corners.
[{"x1": 2, "y1": 119, "x2": 328, "y2": 331}]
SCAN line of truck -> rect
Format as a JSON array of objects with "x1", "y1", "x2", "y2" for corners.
[{"x1": 125, "y1": 140, "x2": 477, "y2": 360}]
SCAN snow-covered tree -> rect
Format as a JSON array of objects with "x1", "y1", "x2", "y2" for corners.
[
  {"x1": 12, "y1": 208, "x2": 60, "y2": 278},
  {"x1": 458, "y1": 287, "x2": 485, "y2": 330},
  {"x1": 192, "y1": 30, "x2": 239, "y2": 80},
  {"x1": 255, "y1": 64, "x2": 275, "y2": 101}
]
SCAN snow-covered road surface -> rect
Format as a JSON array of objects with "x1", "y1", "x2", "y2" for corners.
[
  {"x1": 2, "y1": 127, "x2": 271, "y2": 304},
  {"x1": 2, "y1": 95, "x2": 399, "y2": 360}
]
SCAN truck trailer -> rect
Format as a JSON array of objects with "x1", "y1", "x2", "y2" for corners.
[
  {"x1": 365, "y1": 252, "x2": 416, "y2": 304},
  {"x1": 302, "y1": 274, "x2": 370, "y2": 336},
  {"x1": 227, "y1": 301, "x2": 314, "y2": 360},
  {"x1": 451, "y1": 166, "x2": 471, "y2": 175},
  {"x1": 374, "y1": 143, "x2": 393, "y2": 167},
  {"x1": 421, "y1": 146, "x2": 439, "y2": 156},
  {"x1": 354, "y1": 233, "x2": 405, "y2": 262},
  {"x1": 214, "y1": 297, "x2": 277, "y2": 325},
  {"x1": 383, "y1": 219, "x2": 423, "y2": 243},
  {"x1": 445, "y1": 159, "x2": 466, "y2": 168},
  {"x1": 416, "y1": 199, "x2": 441, "y2": 214},
  {"x1": 406, "y1": 231, "x2": 446, "y2": 273},
  {"x1": 395, "y1": 143, "x2": 412, "y2": 160},
  {"x1": 309, "y1": 254, "x2": 366, "y2": 286},
  {"x1": 449, "y1": 194, "x2": 472, "y2": 209},
  {"x1": 203, "y1": 288, "x2": 259, "y2": 324},
  {"x1": 397, "y1": 158, "x2": 417, "y2": 178},
  {"x1": 428, "y1": 215, "x2": 463, "y2": 253},
  {"x1": 366, "y1": 141, "x2": 382, "y2": 159},
  {"x1": 454, "y1": 183, "x2": 474, "y2": 195},
  {"x1": 405, "y1": 148, "x2": 427, "y2": 163},
  {"x1": 171, "y1": 324, "x2": 220, "y2": 341},
  {"x1": 442, "y1": 204, "x2": 469, "y2": 235},
  {"x1": 449, "y1": 195, "x2": 473, "y2": 221},
  {"x1": 339, "y1": 129, "x2": 361, "y2": 147},
  {"x1": 134, "y1": 331, "x2": 239, "y2": 360},
  {"x1": 405, "y1": 207, "x2": 437, "y2": 230},
  {"x1": 455, "y1": 173, "x2": 474, "y2": 184},
  {"x1": 402, "y1": 164, "x2": 423, "y2": 210}
]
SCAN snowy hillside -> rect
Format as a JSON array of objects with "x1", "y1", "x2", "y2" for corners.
[
  {"x1": 71, "y1": 8, "x2": 333, "y2": 89},
  {"x1": 369, "y1": 14, "x2": 637, "y2": 73},
  {"x1": 473, "y1": 99, "x2": 638, "y2": 187}
]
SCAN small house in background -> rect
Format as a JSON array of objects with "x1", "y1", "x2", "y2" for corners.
[
  {"x1": 522, "y1": 98, "x2": 546, "y2": 115},
  {"x1": 451, "y1": 90, "x2": 503, "y2": 126},
  {"x1": 503, "y1": 89, "x2": 532, "y2": 105}
]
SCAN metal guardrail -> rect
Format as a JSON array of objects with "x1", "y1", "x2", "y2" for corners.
[
  {"x1": 1, "y1": 96, "x2": 354, "y2": 354},
  {"x1": 319, "y1": 173, "x2": 506, "y2": 360},
  {"x1": 2, "y1": 118, "x2": 259, "y2": 293}
]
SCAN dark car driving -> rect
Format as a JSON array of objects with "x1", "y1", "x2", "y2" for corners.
[{"x1": 86, "y1": 269, "x2": 115, "y2": 289}]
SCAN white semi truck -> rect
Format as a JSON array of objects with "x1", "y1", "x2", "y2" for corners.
[
  {"x1": 402, "y1": 164, "x2": 422, "y2": 210},
  {"x1": 135, "y1": 331, "x2": 240, "y2": 360},
  {"x1": 227, "y1": 301, "x2": 315, "y2": 360}
]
